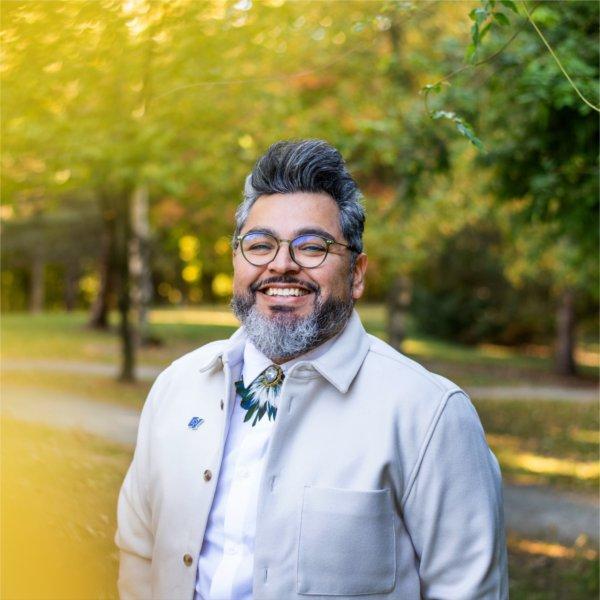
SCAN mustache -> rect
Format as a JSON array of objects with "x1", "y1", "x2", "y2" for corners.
[{"x1": 249, "y1": 276, "x2": 319, "y2": 294}]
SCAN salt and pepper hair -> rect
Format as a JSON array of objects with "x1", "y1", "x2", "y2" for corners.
[{"x1": 233, "y1": 139, "x2": 365, "y2": 254}]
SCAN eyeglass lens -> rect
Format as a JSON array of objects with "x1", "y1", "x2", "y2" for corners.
[{"x1": 240, "y1": 232, "x2": 328, "y2": 267}]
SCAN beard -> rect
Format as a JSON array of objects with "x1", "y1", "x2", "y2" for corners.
[{"x1": 231, "y1": 279, "x2": 354, "y2": 362}]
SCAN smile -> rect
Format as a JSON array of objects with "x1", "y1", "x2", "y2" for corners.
[{"x1": 263, "y1": 287, "x2": 310, "y2": 297}]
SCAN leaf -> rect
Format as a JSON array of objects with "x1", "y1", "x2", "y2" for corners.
[
  {"x1": 471, "y1": 22, "x2": 480, "y2": 47},
  {"x1": 465, "y1": 42, "x2": 477, "y2": 62},
  {"x1": 455, "y1": 120, "x2": 485, "y2": 151},
  {"x1": 422, "y1": 82, "x2": 442, "y2": 95},
  {"x1": 473, "y1": 7, "x2": 488, "y2": 25},
  {"x1": 500, "y1": 0, "x2": 518, "y2": 13},
  {"x1": 432, "y1": 110, "x2": 457, "y2": 121},
  {"x1": 480, "y1": 22, "x2": 492, "y2": 42},
  {"x1": 493, "y1": 12, "x2": 510, "y2": 26}
]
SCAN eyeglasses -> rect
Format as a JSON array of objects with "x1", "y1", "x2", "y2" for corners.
[{"x1": 235, "y1": 231, "x2": 355, "y2": 268}]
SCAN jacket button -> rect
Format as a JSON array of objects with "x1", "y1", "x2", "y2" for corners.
[
  {"x1": 203, "y1": 469, "x2": 212, "y2": 482},
  {"x1": 183, "y1": 553, "x2": 193, "y2": 567}
]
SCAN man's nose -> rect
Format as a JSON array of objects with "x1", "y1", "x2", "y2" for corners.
[{"x1": 267, "y1": 241, "x2": 300, "y2": 273}]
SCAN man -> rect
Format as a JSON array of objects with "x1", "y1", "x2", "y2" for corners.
[{"x1": 116, "y1": 139, "x2": 508, "y2": 599}]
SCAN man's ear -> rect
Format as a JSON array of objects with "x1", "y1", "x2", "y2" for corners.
[{"x1": 351, "y1": 253, "x2": 368, "y2": 300}]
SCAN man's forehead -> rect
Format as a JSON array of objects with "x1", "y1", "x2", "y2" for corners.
[{"x1": 242, "y1": 192, "x2": 342, "y2": 235}]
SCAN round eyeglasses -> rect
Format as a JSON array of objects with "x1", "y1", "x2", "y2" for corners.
[{"x1": 235, "y1": 232, "x2": 355, "y2": 268}]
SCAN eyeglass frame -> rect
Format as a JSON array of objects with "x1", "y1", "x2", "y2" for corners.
[{"x1": 234, "y1": 230, "x2": 358, "y2": 269}]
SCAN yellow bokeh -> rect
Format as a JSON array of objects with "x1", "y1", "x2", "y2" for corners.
[
  {"x1": 79, "y1": 273, "x2": 100, "y2": 301},
  {"x1": 1, "y1": 418, "x2": 131, "y2": 599},
  {"x1": 182, "y1": 263, "x2": 202, "y2": 283},
  {"x1": 214, "y1": 236, "x2": 232, "y2": 256},
  {"x1": 237, "y1": 134, "x2": 254, "y2": 149},
  {"x1": 168, "y1": 288, "x2": 182, "y2": 304},
  {"x1": 178, "y1": 235, "x2": 199, "y2": 262},
  {"x1": 157, "y1": 281, "x2": 171, "y2": 297},
  {"x1": 212, "y1": 273, "x2": 233, "y2": 298}
]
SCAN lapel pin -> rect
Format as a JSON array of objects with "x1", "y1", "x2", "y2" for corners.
[{"x1": 188, "y1": 417, "x2": 204, "y2": 430}]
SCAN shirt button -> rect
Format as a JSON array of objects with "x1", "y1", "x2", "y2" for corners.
[
  {"x1": 203, "y1": 469, "x2": 212, "y2": 482},
  {"x1": 183, "y1": 553, "x2": 193, "y2": 567},
  {"x1": 220, "y1": 399, "x2": 224, "y2": 410},
  {"x1": 238, "y1": 467, "x2": 249, "y2": 479}
]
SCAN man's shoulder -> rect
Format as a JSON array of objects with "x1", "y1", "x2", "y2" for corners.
[
  {"x1": 363, "y1": 333, "x2": 460, "y2": 396},
  {"x1": 169, "y1": 338, "x2": 230, "y2": 372}
]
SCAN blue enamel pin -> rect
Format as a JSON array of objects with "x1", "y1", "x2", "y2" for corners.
[{"x1": 188, "y1": 417, "x2": 204, "y2": 430}]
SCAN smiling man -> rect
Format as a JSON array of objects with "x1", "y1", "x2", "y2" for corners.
[{"x1": 116, "y1": 140, "x2": 508, "y2": 599}]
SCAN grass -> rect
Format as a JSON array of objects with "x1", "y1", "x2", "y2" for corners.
[
  {"x1": 1, "y1": 370, "x2": 151, "y2": 409},
  {"x1": 1, "y1": 418, "x2": 132, "y2": 600},
  {"x1": 0, "y1": 310, "x2": 238, "y2": 367},
  {"x1": 508, "y1": 534, "x2": 599, "y2": 599},
  {"x1": 475, "y1": 399, "x2": 599, "y2": 493},
  {"x1": 2, "y1": 306, "x2": 597, "y2": 385},
  {"x1": 2, "y1": 308, "x2": 598, "y2": 491},
  {"x1": 1, "y1": 417, "x2": 597, "y2": 599}
]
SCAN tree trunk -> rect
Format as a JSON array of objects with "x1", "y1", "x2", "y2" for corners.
[
  {"x1": 387, "y1": 275, "x2": 411, "y2": 351},
  {"x1": 64, "y1": 262, "x2": 79, "y2": 312},
  {"x1": 129, "y1": 183, "x2": 153, "y2": 345},
  {"x1": 88, "y1": 212, "x2": 116, "y2": 329},
  {"x1": 554, "y1": 288, "x2": 577, "y2": 376},
  {"x1": 29, "y1": 253, "x2": 45, "y2": 313},
  {"x1": 201, "y1": 271, "x2": 216, "y2": 304},
  {"x1": 115, "y1": 193, "x2": 136, "y2": 382}
]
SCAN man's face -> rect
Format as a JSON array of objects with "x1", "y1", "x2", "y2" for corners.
[{"x1": 232, "y1": 192, "x2": 367, "y2": 322}]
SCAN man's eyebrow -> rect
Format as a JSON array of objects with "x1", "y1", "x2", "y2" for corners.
[
  {"x1": 244, "y1": 227, "x2": 277, "y2": 236},
  {"x1": 294, "y1": 227, "x2": 336, "y2": 239},
  {"x1": 242, "y1": 226, "x2": 338, "y2": 240}
]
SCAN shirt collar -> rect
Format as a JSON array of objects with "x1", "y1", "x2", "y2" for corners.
[
  {"x1": 241, "y1": 331, "x2": 340, "y2": 387},
  {"x1": 198, "y1": 310, "x2": 370, "y2": 394}
]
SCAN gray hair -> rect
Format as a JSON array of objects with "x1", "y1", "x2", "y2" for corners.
[{"x1": 233, "y1": 139, "x2": 365, "y2": 254}]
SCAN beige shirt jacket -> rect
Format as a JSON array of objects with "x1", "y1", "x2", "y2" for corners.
[{"x1": 116, "y1": 311, "x2": 508, "y2": 600}]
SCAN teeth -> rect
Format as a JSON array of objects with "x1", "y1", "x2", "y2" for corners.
[{"x1": 264, "y1": 288, "x2": 307, "y2": 297}]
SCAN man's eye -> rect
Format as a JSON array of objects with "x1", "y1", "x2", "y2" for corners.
[
  {"x1": 298, "y1": 244, "x2": 327, "y2": 254},
  {"x1": 248, "y1": 243, "x2": 274, "y2": 252}
]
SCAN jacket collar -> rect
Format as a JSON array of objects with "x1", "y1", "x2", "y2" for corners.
[{"x1": 198, "y1": 310, "x2": 370, "y2": 394}]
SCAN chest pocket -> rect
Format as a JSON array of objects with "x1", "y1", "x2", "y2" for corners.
[{"x1": 297, "y1": 486, "x2": 396, "y2": 596}]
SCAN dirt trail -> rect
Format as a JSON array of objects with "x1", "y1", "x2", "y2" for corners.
[{"x1": 2, "y1": 381, "x2": 598, "y2": 547}]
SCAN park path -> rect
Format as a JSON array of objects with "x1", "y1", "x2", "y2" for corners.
[
  {"x1": 1, "y1": 379, "x2": 598, "y2": 547},
  {"x1": 2, "y1": 358, "x2": 598, "y2": 402}
]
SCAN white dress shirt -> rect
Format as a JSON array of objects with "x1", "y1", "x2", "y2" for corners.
[{"x1": 194, "y1": 336, "x2": 337, "y2": 600}]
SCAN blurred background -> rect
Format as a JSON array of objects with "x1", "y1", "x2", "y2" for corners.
[{"x1": 1, "y1": 1, "x2": 598, "y2": 598}]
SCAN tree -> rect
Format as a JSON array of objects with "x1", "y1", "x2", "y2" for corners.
[{"x1": 473, "y1": 0, "x2": 599, "y2": 374}]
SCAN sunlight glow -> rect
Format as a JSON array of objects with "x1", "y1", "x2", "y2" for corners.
[
  {"x1": 496, "y1": 449, "x2": 599, "y2": 480},
  {"x1": 150, "y1": 308, "x2": 238, "y2": 327},
  {"x1": 512, "y1": 538, "x2": 597, "y2": 561}
]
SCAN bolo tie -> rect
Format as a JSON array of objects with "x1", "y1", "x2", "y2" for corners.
[{"x1": 235, "y1": 364, "x2": 284, "y2": 426}]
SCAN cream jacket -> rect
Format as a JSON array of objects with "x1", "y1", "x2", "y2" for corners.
[{"x1": 116, "y1": 311, "x2": 508, "y2": 599}]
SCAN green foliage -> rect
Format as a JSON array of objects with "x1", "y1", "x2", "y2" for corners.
[
  {"x1": 475, "y1": 0, "x2": 599, "y2": 296},
  {"x1": 466, "y1": 0, "x2": 516, "y2": 62},
  {"x1": 2, "y1": 1, "x2": 598, "y2": 366},
  {"x1": 410, "y1": 221, "x2": 554, "y2": 345}
]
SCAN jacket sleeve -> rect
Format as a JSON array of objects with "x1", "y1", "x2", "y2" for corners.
[
  {"x1": 401, "y1": 391, "x2": 508, "y2": 599},
  {"x1": 115, "y1": 369, "x2": 169, "y2": 600}
]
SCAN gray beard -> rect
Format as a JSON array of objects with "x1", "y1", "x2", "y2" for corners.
[{"x1": 231, "y1": 292, "x2": 354, "y2": 363}]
